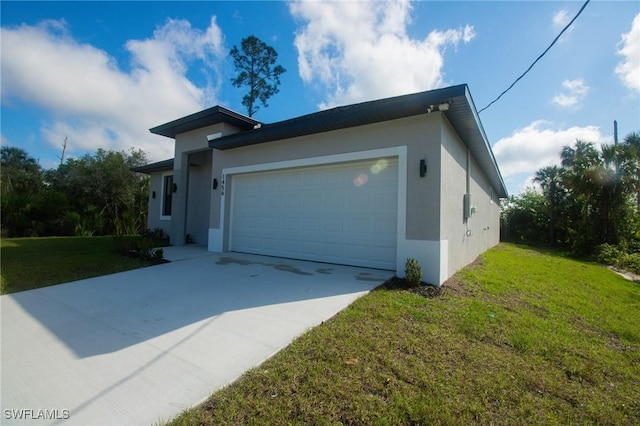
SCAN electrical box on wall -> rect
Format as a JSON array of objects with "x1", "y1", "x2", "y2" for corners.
[{"x1": 463, "y1": 193, "x2": 472, "y2": 220}]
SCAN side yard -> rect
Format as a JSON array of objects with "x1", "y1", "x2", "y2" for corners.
[
  {"x1": 169, "y1": 243, "x2": 640, "y2": 425},
  {"x1": 0, "y1": 236, "x2": 165, "y2": 294}
]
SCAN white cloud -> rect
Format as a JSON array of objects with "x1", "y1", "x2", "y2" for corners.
[
  {"x1": 552, "y1": 10, "x2": 570, "y2": 28},
  {"x1": 550, "y1": 8, "x2": 577, "y2": 41},
  {"x1": 0, "y1": 17, "x2": 226, "y2": 162},
  {"x1": 493, "y1": 120, "x2": 604, "y2": 181},
  {"x1": 615, "y1": 13, "x2": 640, "y2": 93},
  {"x1": 552, "y1": 78, "x2": 590, "y2": 108},
  {"x1": 1, "y1": 134, "x2": 9, "y2": 147},
  {"x1": 289, "y1": 0, "x2": 474, "y2": 108}
]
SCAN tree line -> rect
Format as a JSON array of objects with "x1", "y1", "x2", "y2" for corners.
[
  {"x1": 1, "y1": 146, "x2": 149, "y2": 238},
  {"x1": 502, "y1": 131, "x2": 640, "y2": 256},
  {"x1": 1, "y1": 34, "x2": 286, "y2": 239}
]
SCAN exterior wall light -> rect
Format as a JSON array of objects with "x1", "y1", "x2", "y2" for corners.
[
  {"x1": 426, "y1": 102, "x2": 450, "y2": 113},
  {"x1": 172, "y1": 183, "x2": 178, "y2": 193},
  {"x1": 420, "y1": 159, "x2": 427, "y2": 177}
]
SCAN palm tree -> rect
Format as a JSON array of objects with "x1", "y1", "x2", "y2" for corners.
[
  {"x1": 561, "y1": 138, "x2": 639, "y2": 246},
  {"x1": 559, "y1": 139, "x2": 635, "y2": 247},
  {"x1": 599, "y1": 144, "x2": 623, "y2": 243},
  {"x1": 0, "y1": 146, "x2": 42, "y2": 193},
  {"x1": 560, "y1": 140, "x2": 599, "y2": 169},
  {"x1": 621, "y1": 131, "x2": 640, "y2": 209},
  {"x1": 1, "y1": 147, "x2": 43, "y2": 237},
  {"x1": 533, "y1": 165, "x2": 564, "y2": 245}
]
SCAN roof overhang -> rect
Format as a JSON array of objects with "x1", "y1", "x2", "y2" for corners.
[
  {"x1": 149, "y1": 106, "x2": 259, "y2": 139},
  {"x1": 209, "y1": 85, "x2": 508, "y2": 198},
  {"x1": 131, "y1": 158, "x2": 174, "y2": 174},
  {"x1": 446, "y1": 85, "x2": 508, "y2": 198}
]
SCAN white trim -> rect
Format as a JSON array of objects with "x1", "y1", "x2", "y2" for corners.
[
  {"x1": 396, "y1": 147, "x2": 408, "y2": 274},
  {"x1": 223, "y1": 147, "x2": 406, "y2": 176},
  {"x1": 208, "y1": 228, "x2": 223, "y2": 252},
  {"x1": 439, "y1": 239, "x2": 449, "y2": 284},
  {"x1": 228, "y1": 173, "x2": 237, "y2": 252},
  {"x1": 213, "y1": 146, "x2": 408, "y2": 273},
  {"x1": 159, "y1": 171, "x2": 173, "y2": 221},
  {"x1": 207, "y1": 132, "x2": 222, "y2": 141},
  {"x1": 397, "y1": 239, "x2": 448, "y2": 285}
]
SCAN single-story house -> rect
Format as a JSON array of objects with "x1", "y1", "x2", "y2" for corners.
[{"x1": 133, "y1": 84, "x2": 508, "y2": 285}]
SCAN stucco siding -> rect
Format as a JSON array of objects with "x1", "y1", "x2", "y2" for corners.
[
  {"x1": 146, "y1": 172, "x2": 171, "y2": 237},
  {"x1": 170, "y1": 122, "x2": 243, "y2": 245},
  {"x1": 468, "y1": 155, "x2": 501, "y2": 251},
  {"x1": 441, "y1": 118, "x2": 500, "y2": 279},
  {"x1": 404, "y1": 117, "x2": 442, "y2": 242},
  {"x1": 208, "y1": 114, "x2": 443, "y2": 241},
  {"x1": 153, "y1": 107, "x2": 501, "y2": 283},
  {"x1": 185, "y1": 150, "x2": 212, "y2": 244}
]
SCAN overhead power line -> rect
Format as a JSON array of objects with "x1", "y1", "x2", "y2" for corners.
[{"x1": 478, "y1": 0, "x2": 591, "y2": 114}]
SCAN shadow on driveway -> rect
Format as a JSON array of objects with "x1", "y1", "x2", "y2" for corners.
[
  {"x1": 4, "y1": 252, "x2": 388, "y2": 358},
  {"x1": 1, "y1": 251, "x2": 391, "y2": 425}
]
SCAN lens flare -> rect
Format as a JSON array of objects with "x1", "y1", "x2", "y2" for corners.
[
  {"x1": 353, "y1": 173, "x2": 368, "y2": 187},
  {"x1": 371, "y1": 159, "x2": 388, "y2": 174}
]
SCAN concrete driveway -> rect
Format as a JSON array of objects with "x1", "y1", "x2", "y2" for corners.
[{"x1": 1, "y1": 247, "x2": 391, "y2": 425}]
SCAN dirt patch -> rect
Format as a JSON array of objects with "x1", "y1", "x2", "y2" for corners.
[
  {"x1": 441, "y1": 274, "x2": 474, "y2": 297},
  {"x1": 379, "y1": 276, "x2": 442, "y2": 299}
]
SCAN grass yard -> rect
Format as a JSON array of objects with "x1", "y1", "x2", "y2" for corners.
[
  {"x1": 169, "y1": 243, "x2": 640, "y2": 425},
  {"x1": 0, "y1": 236, "x2": 161, "y2": 294}
]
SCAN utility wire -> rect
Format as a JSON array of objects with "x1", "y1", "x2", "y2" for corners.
[{"x1": 478, "y1": 0, "x2": 590, "y2": 114}]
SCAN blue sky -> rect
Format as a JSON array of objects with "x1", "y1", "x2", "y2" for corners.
[{"x1": 1, "y1": 1, "x2": 638, "y2": 195}]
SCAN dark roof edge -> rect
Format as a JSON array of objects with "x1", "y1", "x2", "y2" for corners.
[
  {"x1": 209, "y1": 85, "x2": 467, "y2": 151},
  {"x1": 209, "y1": 84, "x2": 507, "y2": 198},
  {"x1": 144, "y1": 85, "x2": 507, "y2": 198},
  {"x1": 462, "y1": 86, "x2": 508, "y2": 198},
  {"x1": 131, "y1": 158, "x2": 174, "y2": 174},
  {"x1": 150, "y1": 106, "x2": 259, "y2": 139}
]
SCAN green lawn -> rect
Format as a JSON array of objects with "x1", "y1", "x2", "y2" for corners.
[
  {"x1": 0, "y1": 236, "x2": 160, "y2": 294},
  {"x1": 169, "y1": 243, "x2": 640, "y2": 425}
]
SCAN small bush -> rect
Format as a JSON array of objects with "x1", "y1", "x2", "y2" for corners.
[
  {"x1": 151, "y1": 248, "x2": 164, "y2": 261},
  {"x1": 594, "y1": 243, "x2": 623, "y2": 266},
  {"x1": 405, "y1": 258, "x2": 423, "y2": 287},
  {"x1": 618, "y1": 253, "x2": 640, "y2": 275},
  {"x1": 594, "y1": 243, "x2": 640, "y2": 275},
  {"x1": 113, "y1": 235, "x2": 154, "y2": 258},
  {"x1": 146, "y1": 227, "x2": 166, "y2": 240}
]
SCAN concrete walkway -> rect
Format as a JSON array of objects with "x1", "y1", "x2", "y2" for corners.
[{"x1": 1, "y1": 249, "x2": 391, "y2": 425}]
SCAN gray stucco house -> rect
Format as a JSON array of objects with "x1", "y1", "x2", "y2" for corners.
[{"x1": 134, "y1": 84, "x2": 507, "y2": 285}]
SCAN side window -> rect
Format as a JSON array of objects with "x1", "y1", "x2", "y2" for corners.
[{"x1": 162, "y1": 174, "x2": 173, "y2": 217}]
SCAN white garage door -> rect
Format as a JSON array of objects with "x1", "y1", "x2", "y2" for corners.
[{"x1": 230, "y1": 157, "x2": 398, "y2": 269}]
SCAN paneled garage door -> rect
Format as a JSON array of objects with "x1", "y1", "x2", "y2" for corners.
[{"x1": 230, "y1": 158, "x2": 398, "y2": 269}]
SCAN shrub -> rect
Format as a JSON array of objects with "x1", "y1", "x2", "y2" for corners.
[
  {"x1": 146, "y1": 227, "x2": 166, "y2": 240},
  {"x1": 594, "y1": 243, "x2": 640, "y2": 274},
  {"x1": 151, "y1": 248, "x2": 164, "y2": 261},
  {"x1": 113, "y1": 235, "x2": 154, "y2": 258},
  {"x1": 618, "y1": 253, "x2": 640, "y2": 275},
  {"x1": 405, "y1": 258, "x2": 423, "y2": 287},
  {"x1": 594, "y1": 243, "x2": 623, "y2": 266}
]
